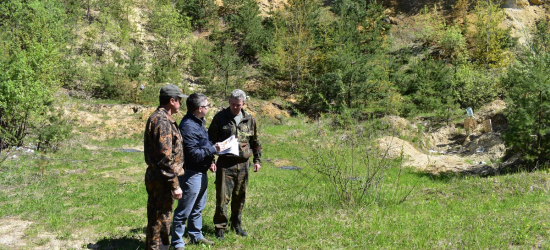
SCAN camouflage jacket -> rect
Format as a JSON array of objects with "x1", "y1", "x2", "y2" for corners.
[
  {"x1": 208, "y1": 107, "x2": 262, "y2": 164},
  {"x1": 144, "y1": 107, "x2": 185, "y2": 191}
]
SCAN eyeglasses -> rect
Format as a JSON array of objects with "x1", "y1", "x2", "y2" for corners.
[{"x1": 200, "y1": 104, "x2": 210, "y2": 109}]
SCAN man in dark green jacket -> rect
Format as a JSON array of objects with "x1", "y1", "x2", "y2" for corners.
[{"x1": 208, "y1": 89, "x2": 262, "y2": 240}]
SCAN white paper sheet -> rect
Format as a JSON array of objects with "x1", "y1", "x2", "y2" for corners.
[{"x1": 216, "y1": 135, "x2": 238, "y2": 156}]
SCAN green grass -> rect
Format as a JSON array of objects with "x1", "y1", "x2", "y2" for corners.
[{"x1": 1, "y1": 108, "x2": 550, "y2": 249}]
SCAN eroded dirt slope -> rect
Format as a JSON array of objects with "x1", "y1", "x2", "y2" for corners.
[{"x1": 379, "y1": 100, "x2": 508, "y2": 175}]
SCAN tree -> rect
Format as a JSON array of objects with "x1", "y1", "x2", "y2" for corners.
[
  {"x1": 0, "y1": 0, "x2": 69, "y2": 162},
  {"x1": 302, "y1": 0, "x2": 396, "y2": 113},
  {"x1": 472, "y1": 0, "x2": 513, "y2": 69},
  {"x1": 454, "y1": 0, "x2": 469, "y2": 27},
  {"x1": 148, "y1": 2, "x2": 192, "y2": 84},
  {"x1": 502, "y1": 19, "x2": 550, "y2": 167},
  {"x1": 224, "y1": 0, "x2": 268, "y2": 62},
  {"x1": 261, "y1": 0, "x2": 319, "y2": 92},
  {"x1": 208, "y1": 30, "x2": 246, "y2": 98},
  {"x1": 176, "y1": 0, "x2": 217, "y2": 32}
]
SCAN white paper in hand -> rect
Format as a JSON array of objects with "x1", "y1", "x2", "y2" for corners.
[{"x1": 217, "y1": 135, "x2": 239, "y2": 156}]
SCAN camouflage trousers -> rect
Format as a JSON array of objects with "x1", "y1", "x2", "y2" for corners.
[
  {"x1": 213, "y1": 159, "x2": 250, "y2": 229},
  {"x1": 145, "y1": 167, "x2": 174, "y2": 250}
]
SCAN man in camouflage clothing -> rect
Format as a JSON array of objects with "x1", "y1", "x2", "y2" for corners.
[
  {"x1": 208, "y1": 89, "x2": 262, "y2": 240},
  {"x1": 144, "y1": 84, "x2": 186, "y2": 250}
]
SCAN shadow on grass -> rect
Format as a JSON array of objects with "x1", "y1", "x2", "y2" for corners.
[
  {"x1": 413, "y1": 162, "x2": 544, "y2": 182},
  {"x1": 413, "y1": 171, "x2": 466, "y2": 182},
  {"x1": 91, "y1": 228, "x2": 144, "y2": 250}
]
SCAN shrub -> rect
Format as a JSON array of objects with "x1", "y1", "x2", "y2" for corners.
[
  {"x1": 176, "y1": 0, "x2": 217, "y2": 32},
  {"x1": 439, "y1": 24, "x2": 468, "y2": 62},
  {"x1": 0, "y1": 0, "x2": 69, "y2": 163},
  {"x1": 148, "y1": 2, "x2": 192, "y2": 84},
  {"x1": 301, "y1": 120, "x2": 412, "y2": 206},
  {"x1": 471, "y1": 0, "x2": 515, "y2": 68},
  {"x1": 35, "y1": 108, "x2": 73, "y2": 153},
  {"x1": 452, "y1": 64, "x2": 500, "y2": 109},
  {"x1": 502, "y1": 19, "x2": 550, "y2": 167}
]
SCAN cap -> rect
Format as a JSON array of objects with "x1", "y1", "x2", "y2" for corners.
[{"x1": 159, "y1": 84, "x2": 185, "y2": 98}]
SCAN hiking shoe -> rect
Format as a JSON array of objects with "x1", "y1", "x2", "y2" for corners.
[
  {"x1": 232, "y1": 226, "x2": 248, "y2": 237},
  {"x1": 190, "y1": 237, "x2": 214, "y2": 245},
  {"x1": 215, "y1": 228, "x2": 225, "y2": 240}
]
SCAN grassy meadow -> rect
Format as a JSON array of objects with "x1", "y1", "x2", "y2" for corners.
[{"x1": 1, "y1": 100, "x2": 550, "y2": 250}]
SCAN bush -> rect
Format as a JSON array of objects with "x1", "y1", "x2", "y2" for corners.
[
  {"x1": 148, "y1": 2, "x2": 192, "y2": 84},
  {"x1": 439, "y1": 24, "x2": 468, "y2": 62},
  {"x1": 0, "y1": 0, "x2": 69, "y2": 163},
  {"x1": 452, "y1": 64, "x2": 501, "y2": 109},
  {"x1": 176, "y1": 0, "x2": 217, "y2": 32},
  {"x1": 502, "y1": 19, "x2": 550, "y2": 166},
  {"x1": 35, "y1": 108, "x2": 73, "y2": 153},
  {"x1": 393, "y1": 56, "x2": 453, "y2": 115},
  {"x1": 189, "y1": 39, "x2": 215, "y2": 79},
  {"x1": 301, "y1": 120, "x2": 412, "y2": 206},
  {"x1": 471, "y1": 0, "x2": 514, "y2": 68}
]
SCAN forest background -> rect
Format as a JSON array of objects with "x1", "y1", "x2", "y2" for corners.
[{"x1": 2, "y1": 0, "x2": 550, "y2": 165}]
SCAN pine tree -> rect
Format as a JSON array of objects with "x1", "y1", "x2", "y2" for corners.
[
  {"x1": 503, "y1": 19, "x2": 550, "y2": 166},
  {"x1": 472, "y1": 0, "x2": 513, "y2": 68}
]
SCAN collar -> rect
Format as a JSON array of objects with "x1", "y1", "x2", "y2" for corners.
[
  {"x1": 185, "y1": 112, "x2": 206, "y2": 126},
  {"x1": 223, "y1": 107, "x2": 249, "y2": 121},
  {"x1": 157, "y1": 107, "x2": 175, "y2": 123}
]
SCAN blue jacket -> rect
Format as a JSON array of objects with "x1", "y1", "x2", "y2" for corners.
[{"x1": 179, "y1": 112, "x2": 216, "y2": 173}]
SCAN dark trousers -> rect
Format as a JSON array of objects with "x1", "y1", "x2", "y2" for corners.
[
  {"x1": 145, "y1": 168, "x2": 174, "y2": 250},
  {"x1": 213, "y1": 160, "x2": 250, "y2": 229}
]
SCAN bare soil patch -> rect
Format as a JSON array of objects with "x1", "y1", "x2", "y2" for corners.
[
  {"x1": 379, "y1": 100, "x2": 508, "y2": 175},
  {"x1": 65, "y1": 103, "x2": 158, "y2": 141},
  {"x1": 0, "y1": 218, "x2": 92, "y2": 250}
]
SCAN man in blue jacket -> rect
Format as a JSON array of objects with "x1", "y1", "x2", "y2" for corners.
[{"x1": 171, "y1": 93, "x2": 223, "y2": 249}]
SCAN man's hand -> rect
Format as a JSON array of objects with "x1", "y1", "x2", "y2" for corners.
[
  {"x1": 214, "y1": 143, "x2": 225, "y2": 152},
  {"x1": 254, "y1": 163, "x2": 261, "y2": 172},
  {"x1": 210, "y1": 163, "x2": 217, "y2": 172},
  {"x1": 172, "y1": 188, "x2": 182, "y2": 199}
]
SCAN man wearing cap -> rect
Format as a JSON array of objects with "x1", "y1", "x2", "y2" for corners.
[
  {"x1": 208, "y1": 89, "x2": 262, "y2": 240},
  {"x1": 171, "y1": 93, "x2": 224, "y2": 249},
  {"x1": 144, "y1": 84, "x2": 186, "y2": 250}
]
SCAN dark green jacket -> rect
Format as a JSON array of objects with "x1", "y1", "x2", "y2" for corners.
[{"x1": 208, "y1": 108, "x2": 262, "y2": 164}]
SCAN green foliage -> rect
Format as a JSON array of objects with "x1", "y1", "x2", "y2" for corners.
[
  {"x1": 148, "y1": 2, "x2": 193, "y2": 84},
  {"x1": 502, "y1": 19, "x2": 550, "y2": 165},
  {"x1": 262, "y1": 0, "x2": 398, "y2": 114},
  {"x1": 35, "y1": 108, "x2": 73, "y2": 153},
  {"x1": 439, "y1": 24, "x2": 468, "y2": 62},
  {"x1": 125, "y1": 46, "x2": 146, "y2": 82},
  {"x1": 309, "y1": 0, "x2": 395, "y2": 112},
  {"x1": 415, "y1": 5, "x2": 446, "y2": 46},
  {"x1": 302, "y1": 119, "x2": 410, "y2": 205},
  {"x1": 451, "y1": 64, "x2": 500, "y2": 108},
  {"x1": 260, "y1": 0, "x2": 324, "y2": 92},
  {"x1": 472, "y1": 0, "x2": 514, "y2": 68},
  {"x1": 0, "y1": 0, "x2": 69, "y2": 162},
  {"x1": 224, "y1": 0, "x2": 268, "y2": 62},
  {"x1": 393, "y1": 57, "x2": 453, "y2": 115},
  {"x1": 189, "y1": 39, "x2": 216, "y2": 80},
  {"x1": 415, "y1": 5, "x2": 468, "y2": 63},
  {"x1": 176, "y1": 0, "x2": 217, "y2": 32},
  {"x1": 208, "y1": 31, "x2": 246, "y2": 98}
]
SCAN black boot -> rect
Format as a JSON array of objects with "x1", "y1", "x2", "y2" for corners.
[
  {"x1": 215, "y1": 228, "x2": 225, "y2": 240},
  {"x1": 232, "y1": 226, "x2": 248, "y2": 237}
]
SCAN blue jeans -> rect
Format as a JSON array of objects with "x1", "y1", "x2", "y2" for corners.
[{"x1": 171, "y1": 170, "x2": 208, "y2": 248}]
